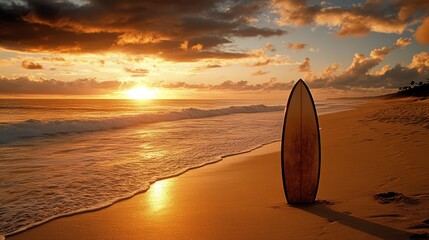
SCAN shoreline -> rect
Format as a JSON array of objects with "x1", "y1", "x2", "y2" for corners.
[
  {"x1": 7, "y1": 98, "x2": 429, "y2": 239},
  {"x1": 3, "y1": 139, "x2": 281, "y2": 238}
]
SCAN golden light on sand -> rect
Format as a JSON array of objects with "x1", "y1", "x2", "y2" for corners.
[{"x1": 123, "y1": 86, "x2": 160, "y2": 99}]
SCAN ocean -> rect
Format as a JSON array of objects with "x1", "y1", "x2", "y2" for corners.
[{"x1": 0, "y1": 98, "x2": 361, "y2": 236}]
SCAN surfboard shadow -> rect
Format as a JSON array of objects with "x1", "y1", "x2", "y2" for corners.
[{"x1": 293, "y1": 203, "x2": 416, "y2": 240}]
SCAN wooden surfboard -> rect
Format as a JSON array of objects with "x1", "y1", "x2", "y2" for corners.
[{"x1": 281, "y1": 79, "x2": 320, "y2": 204}]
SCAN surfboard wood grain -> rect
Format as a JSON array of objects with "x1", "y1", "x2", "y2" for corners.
[{"x1": 281, "y1": 79, "x2": 320, "y2": 204}]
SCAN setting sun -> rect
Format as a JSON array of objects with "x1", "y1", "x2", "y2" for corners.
[{"x1": 123, "y1": 86, "x2": 160, "y2": 99}]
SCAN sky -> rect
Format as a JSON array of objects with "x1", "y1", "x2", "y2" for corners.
[{"x1": 0, "y1": 0, "x2": 428, "y2": 99}]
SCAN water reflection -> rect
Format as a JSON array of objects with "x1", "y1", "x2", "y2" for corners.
[{"x1": 147, "y1": 180, "x2": 172, "y2": 213}]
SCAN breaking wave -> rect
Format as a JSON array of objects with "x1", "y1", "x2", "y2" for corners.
[{"x1": 0, "y1": 104, "x2": 283, "y2": 143}]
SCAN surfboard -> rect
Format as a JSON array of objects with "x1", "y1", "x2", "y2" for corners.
[{"x1": 281, "y1": 79, "x2": 320, "y2": 204}]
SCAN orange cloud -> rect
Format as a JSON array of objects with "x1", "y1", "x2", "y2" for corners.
[
  {"x1": 193, "y1": 64, "x2": 222, "y2": 71},
  {"x1": 297, "y1": 57, "x2": 311, "y2": 72},
  {"x1": 41, "y1": 57, "x2": 65, "y2": 62},
  {"x1": 264, "y1": 42, "x2": 276, "y2": 52},
  {"x1": 395, "y1": 37, "x2": 412, "y2": 48},
  {"x1": 287, "y1": 43, "x2": 307, "y2": 50},
  {"x1": 124, "y1": 68, "x2": 149, "y2": 77},
  {"x1": 408, "y1": 51, "x2": 429, "y2": 73},
  {"x1": 154, "y1": 78, "x2": 294, "y2": 91},
  {"x1": 247, "y1": 46, "x2": 292, "y2": 67},
  {"x1": 191, "y1": 43, "x2": 203, "y2": 51},
  {"x1": 0, "y1": 77, "x2": 135, "y2": 95},
  {"x1": 415, "y1": 17, "x2": 429, "y2": 45},
  {"x1": 272, "y1": 0, "x2": 420, "y2": 37},
  {"x1": 21, "y1": 60, "x2": 43, "y2": 69},
  {"x1": 307, "y1": 38, "x2": 428, "y2": 89},
  {"x1": 321, "y1": 63, "x2": 340, "y2": 78},
  {"x1": 251, "y1": 70, "x2": 268, "y2": 76}
]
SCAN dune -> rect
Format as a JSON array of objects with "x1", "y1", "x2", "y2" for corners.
[{"x1": 7, "y1": 98, "x2": 429, "y2": 240}]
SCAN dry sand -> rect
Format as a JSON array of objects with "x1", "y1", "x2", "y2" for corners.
[{"x1": 7, "y1": 98, "x2": 429, "y2": 240}]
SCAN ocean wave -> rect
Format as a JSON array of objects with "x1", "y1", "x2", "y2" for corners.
[{"x1": 0, "y1": 104, "x2": 283, "y2": 143}]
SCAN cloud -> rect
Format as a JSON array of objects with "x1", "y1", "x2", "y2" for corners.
[
  {"x1": 395, "y1": 37, "x2": 412, "y2": 48},
  {"x1": 0, "y1": 77, "x2": 135, "y2": 95},
  {"x1": 309, "y1": 48, "x2": 319, "y2": 53},
  {"x1": 247, "y1": 46, "x2": 292, "y2": 66},
  {"x1": 408, "y1": 51, "x2": 429, "y2": 73},
  {"x1": 287, "y1": 43, "x2": 307, "y2": 50},
  {"x1": 193, "y1": 64, "x2": 223, "y2": 71},
  {"x1": 0, "y1": 0, "x2": 287, "y2": 61},
  {"x1": 0, "y1": 59, "x2": 13, "y2": 66},
  {"x1": 0, "y1": 76, "x2": 295, "y2": 95},
  {"x1": 306, "y1": 38, "x2": 428, "y2": 89},
  {"x1": 21, "y1": 60, "x2": 43, "y2": 69},
  {"x1": 369, "y1": 37, "x2": 411, "y2": 60},
  {"x1": 251, "y1": 70, "x2": 268, "y2": 76},
  {"x1": 321, "y1": 63, "x2": 340, "y2": 78},
  {"x1": 264, "y1": 42, "x2": 276, "y2": 52},
  {"x1": 272, "y1": 0, "x2": 429, "y2": 37},
  {"x1": 249, "y1": 55, "x2": 292, "y2": 66},
  {"x1": 297, "y1": 57, "x2": 311, "y2": 72},
  {"x1": 397, "y1": 0, "x2": 429, "y2": 21},
  {"x1": 41, "y1": 57, "x2": 65, "y2": 62},
  {"x1": 206, "y1": 64, "x2": 222, "y2": 68},
  {"x1": 124, "y1": 68, "x2": 149, "y2": 77},
  {"x1": 155, "y1": 78, "x2": 294, "y2": 91},
  {"x1": 415, "y1": 17, "x2": 429, "y2": 45}
]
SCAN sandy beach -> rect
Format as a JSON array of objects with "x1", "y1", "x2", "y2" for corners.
[{"x1": 7, "y1": 98, "x2": 429, "y2": 240}]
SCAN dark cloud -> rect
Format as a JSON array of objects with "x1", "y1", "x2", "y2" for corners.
[
  {"x1": 0, "y1": 0, "x2": 287, "y2": 61},
  {"x1": 232, "y1": 26, "x2": 286, "y2": 37},
  {"x1": 21, "y1": 60, "x2": 43, "y2": 69},
  {"x1": 0, "y1": 77, "x2": 136, "y2": 95}
]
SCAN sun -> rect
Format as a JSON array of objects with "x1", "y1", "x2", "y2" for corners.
[{"x1": 124, "y1": 86, "x2": 160, "y2": 99}]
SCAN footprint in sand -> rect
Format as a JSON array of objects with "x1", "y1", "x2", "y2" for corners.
[{"x1": 373, "y1": 192, "x2": 420, "y2": 205}]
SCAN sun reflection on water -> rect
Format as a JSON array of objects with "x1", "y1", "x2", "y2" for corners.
[{"x1": 147, "y1": 180, "x2": 172, "y2": 213}]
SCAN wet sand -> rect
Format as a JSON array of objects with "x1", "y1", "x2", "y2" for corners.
[{"x1": 7, "y1": 98, "x2": 429, "y2": 240}]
